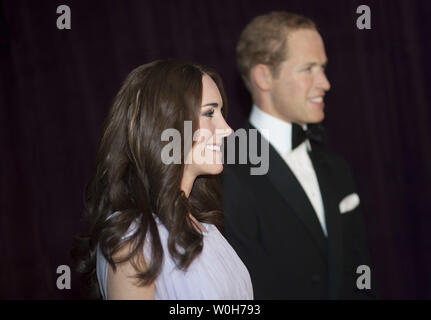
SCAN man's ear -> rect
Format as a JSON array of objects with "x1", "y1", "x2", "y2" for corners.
[{"x1": 250, "y1": 64, "x2": 273, "y2": 91}]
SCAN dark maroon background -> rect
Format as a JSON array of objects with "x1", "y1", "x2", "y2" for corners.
[{"x1": 1, "y1": 0, "x2": 430, "y2": 299}]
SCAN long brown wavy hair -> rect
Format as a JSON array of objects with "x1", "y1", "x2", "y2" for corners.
[{"x1": 72, "y1": 59, "x2": 228, "y2": 298}]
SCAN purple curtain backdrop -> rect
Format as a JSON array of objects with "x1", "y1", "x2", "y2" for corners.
[{"x1": 1, "y1": 0, "x2": 430, "y2": 299}]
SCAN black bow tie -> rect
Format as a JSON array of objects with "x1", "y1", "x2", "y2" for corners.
[{"x1": 291, "y1": 123, "x2": 326, "y2": 149}]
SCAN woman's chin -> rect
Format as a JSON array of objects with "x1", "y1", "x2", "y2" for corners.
[{"x1": 202, "y1": 164, "x2": 224, "y2": 176}]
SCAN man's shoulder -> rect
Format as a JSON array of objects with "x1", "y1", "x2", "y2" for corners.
[
  {"x1": 222, "y1": 159, "x2": 256, "y2": 183},
  {"x1": 313, "y1": 143, "x2": 351, "y2": 167},
  {"x1": 311, "y1": 143, "x2": 358, "y2": 190}
]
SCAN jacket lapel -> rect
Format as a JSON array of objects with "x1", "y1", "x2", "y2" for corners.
[{"x1": 245, "y1": 123, "x2": 328, "y2": 257}]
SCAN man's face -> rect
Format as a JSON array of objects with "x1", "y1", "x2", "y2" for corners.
[{"x1": 269, "y1": 29, "x2": 331, "y2": 125}]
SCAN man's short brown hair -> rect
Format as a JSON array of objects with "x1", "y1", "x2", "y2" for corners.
[{"x1": 236, "y1": 11, "x2": 317, "y2": 89}]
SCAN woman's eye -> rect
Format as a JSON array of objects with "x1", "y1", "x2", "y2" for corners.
[{"x1": 203, "y1": 109, "x2": 215, "y2": 118}]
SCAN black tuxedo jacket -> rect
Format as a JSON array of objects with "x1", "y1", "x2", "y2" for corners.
[{"x1": 222, "y1": 122, "x2": 376, "y2": 299}]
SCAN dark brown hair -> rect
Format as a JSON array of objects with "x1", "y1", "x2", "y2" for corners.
[
  {"x1": 72, "y1": 59, "x2": 228, "y2": 298},
  {"x1": 236, "y1": 11, "x2": 317, "y2": 89}
]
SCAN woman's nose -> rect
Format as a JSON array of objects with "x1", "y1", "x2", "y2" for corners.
[{"x1": 218, "y1": 118, "x2": 233, "y2": 138}]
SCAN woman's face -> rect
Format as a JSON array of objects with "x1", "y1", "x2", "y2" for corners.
[{"x1": 184, "y1": 74, "x2": 232, "y2": 177}]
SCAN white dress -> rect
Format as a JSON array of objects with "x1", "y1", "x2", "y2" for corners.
[{"x1": 96, "y1": 212, "x2": 253, "y2": 299}]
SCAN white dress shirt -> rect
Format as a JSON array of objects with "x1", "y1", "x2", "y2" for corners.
[{"x1": 249, "y1": 105, "x2": 327, "y2": 236}]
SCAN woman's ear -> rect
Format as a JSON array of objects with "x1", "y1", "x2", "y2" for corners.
[{"x1": 250, "y1": 64, "x2": 273, "y2": 92}]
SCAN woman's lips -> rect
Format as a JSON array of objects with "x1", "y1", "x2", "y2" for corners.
[{"x1": 206, "y1": 145, "x2": 221, "y2": 152}]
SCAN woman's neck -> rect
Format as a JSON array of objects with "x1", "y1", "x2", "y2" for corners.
[
  {"x1": 181, "y1": 173, "x2": 207, "y2": 233},
  {"x1": 181, "y1": 172, "x2": 196, "y2": 198}
]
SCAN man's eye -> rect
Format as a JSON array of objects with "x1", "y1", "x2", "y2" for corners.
[{"x1": 203, "y1": 109, "x2": 215, "y2": 117}]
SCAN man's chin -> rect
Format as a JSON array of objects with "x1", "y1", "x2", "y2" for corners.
[
  {"x1": 307, "y1": 111, "x2": 325, "y2": 124},
  {"x1": 302, "y1": 117, "x2": 324, "y2": 125}
]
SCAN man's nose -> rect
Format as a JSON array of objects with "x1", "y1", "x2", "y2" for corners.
[{"x1": 317, "y1": 70, "x2": 331, "y2": 91}]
